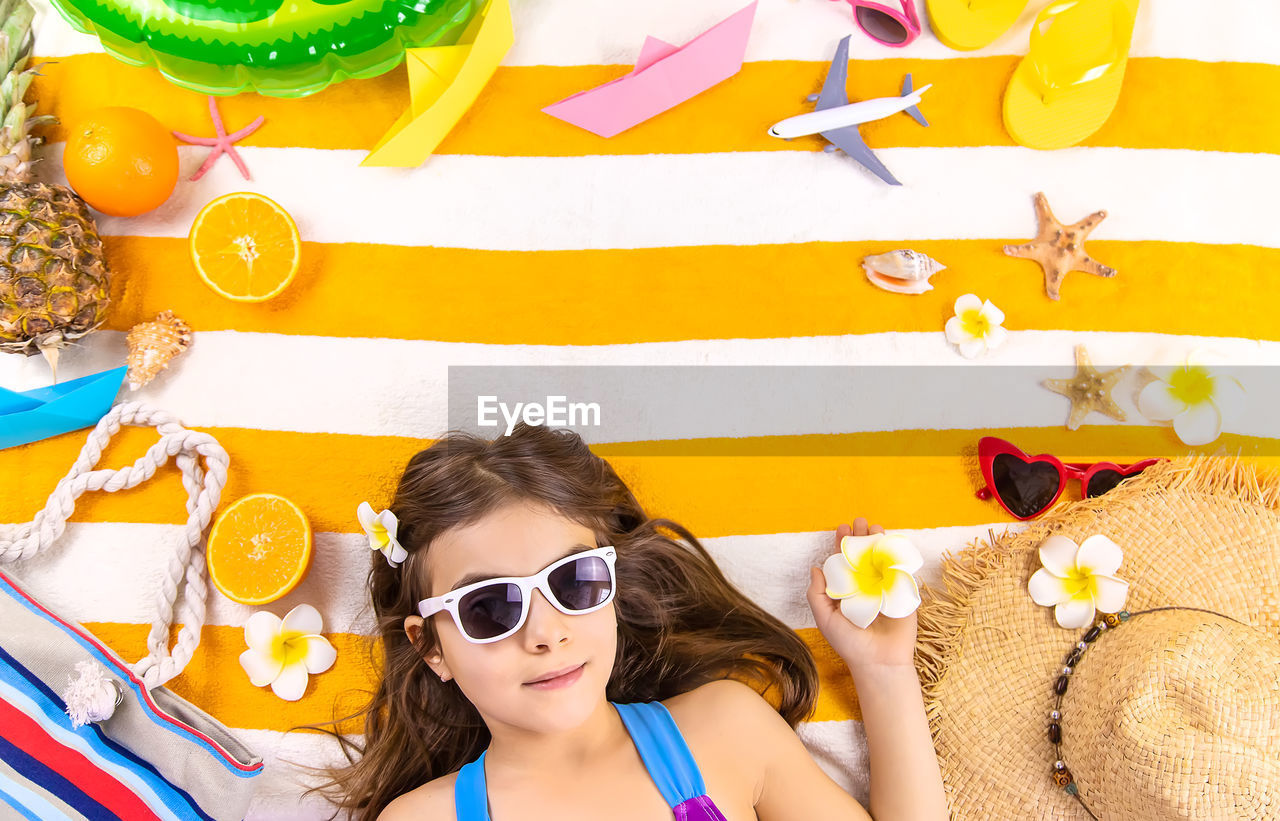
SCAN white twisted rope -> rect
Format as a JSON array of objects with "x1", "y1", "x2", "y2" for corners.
[{"x1": 0, "y1": 401, "x2": 229, "y2": 690}]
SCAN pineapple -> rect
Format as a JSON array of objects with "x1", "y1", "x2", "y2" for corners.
[{"x1": 0, "y1": 0, "x2": 110, "y2": 376}]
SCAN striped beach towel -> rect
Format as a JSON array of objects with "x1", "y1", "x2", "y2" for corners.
[{"x1": 2, "y1": 0, "x2": 1278, "y2": 816}]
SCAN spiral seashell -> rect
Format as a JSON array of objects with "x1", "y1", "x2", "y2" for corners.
[
  {"x1": 862, "y1": 249, "x2": 946, "y2": 294},
  {"x1": 125, "y1": 311, "x2": 193, "y2": 391}
]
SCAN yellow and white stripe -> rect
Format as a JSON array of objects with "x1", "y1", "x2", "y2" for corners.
[
  {"x1": 4, "y1": 0, "x2": 1279, "y2": 815},
  {"x1": 34, "y1": 146, "x2": 1280, "y2": 247},
  {"x1": 9, "y1": 522, "x2": 1020, "y2": 631},
  {"x1": 2, "y1": 331, "x2": 1277, "y2": 439},
  {"x1": 29, "y1": 0, "x2": 1280, "y2": 64}
]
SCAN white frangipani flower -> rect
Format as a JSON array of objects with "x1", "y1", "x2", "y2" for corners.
[
  {"x1": 822, "y1": 533, "x2": 924, "y2": 629},
  {"x1": 1138, "y1": 350, "x2": 1245, "y2": 447},
  {"x1": 944, "y1": 294, "x2": 1008, "y2": 359},
  {"x1": 357, "y1": 502, "x2": 408, "y2": 567},
  {"x1": 1028, "y1": 534, "x2": 1129, "y2": 629},
  {"x1": 239, "y1": 604, "x2": 337, "y2": 701}
]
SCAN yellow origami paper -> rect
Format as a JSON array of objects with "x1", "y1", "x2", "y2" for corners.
[{"x1": 361, "y1": 0, "x2": 513, "y2": 167}]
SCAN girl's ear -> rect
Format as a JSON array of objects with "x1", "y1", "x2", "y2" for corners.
[{"x1": 404, "y1": 615, "x2": 453, "y2": 682}]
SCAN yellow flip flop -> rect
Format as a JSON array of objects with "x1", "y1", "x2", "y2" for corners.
[
  {"x1": 1003, "y1": 0, "x2": 1140, "y2": 149},
  {"x1": 926, "y1": 0, "x2": 1031, "y2": 51}
]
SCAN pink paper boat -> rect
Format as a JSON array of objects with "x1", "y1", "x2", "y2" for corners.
[{"x1": 543, "y1": 2, "x2": 757, "y2": 138}]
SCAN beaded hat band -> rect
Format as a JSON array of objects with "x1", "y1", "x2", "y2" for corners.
[
  {"x1": 916, "y1": 458, "x2": 1280, "y2": 820},
  {"x1": 1046, "y1": 606, "x2": 1278, "y2": 819}
]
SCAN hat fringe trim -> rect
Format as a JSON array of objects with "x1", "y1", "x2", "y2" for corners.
[{"x1": 914, "y1": 456, "x2": 1280, "y2": 730}]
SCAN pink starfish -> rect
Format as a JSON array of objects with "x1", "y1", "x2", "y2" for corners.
[{"x1": 172, "y1": 96, "x2": 265, "y2": 182}]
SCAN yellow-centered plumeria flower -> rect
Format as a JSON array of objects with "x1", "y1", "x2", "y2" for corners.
[
  {"x1": 822, "y1": 533, "x2": 924, "y2": 629},
  {"x1": 944, "y1": 294, "x2": 1008, "y2": 359},
  {"x1": 1137, "y1": 350, "x2": 1245, "y2": 447},
  {"x1": 1028, "y1": 534, "x2": 1129, "y2": 629},
  {"x1": 238, "y1": 604, "x2": 336, "y2": 701},
  {"x1": 357, "y1": 502, "x2": 408, "y2": 568}
]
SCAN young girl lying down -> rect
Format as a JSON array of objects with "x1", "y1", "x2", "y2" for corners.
[{"x1": 319, "y1": 423, "x2": 947, "y2": 821}]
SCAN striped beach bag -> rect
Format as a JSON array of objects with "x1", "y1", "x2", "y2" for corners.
[{"x1": 0, "y1": 403, "x2": 263, "y2": 820}]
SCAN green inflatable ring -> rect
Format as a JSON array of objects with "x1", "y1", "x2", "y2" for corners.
[{"x1": 49, "y1": 0, "x2": 479, "y2": 98}]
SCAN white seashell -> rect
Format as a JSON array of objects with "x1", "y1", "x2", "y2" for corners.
[
  {"x1": 862, "y1": 250, "x2": 946, "y2": 294},
  {"x1": 126, "y1": 311, "x2": 193, "y2": 391}
]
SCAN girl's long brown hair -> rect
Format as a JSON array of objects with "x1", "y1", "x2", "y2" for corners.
[{"x1": 307, "y1": 423, "x2": 817, "y2": 819}]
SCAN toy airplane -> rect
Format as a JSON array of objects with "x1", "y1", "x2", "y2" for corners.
[
  {"x1": 768, "y1": 35, "x2": 930, "y2": 185},
  {"x1": 0, "y1": 366, "x2": 125, "y2": 450}
]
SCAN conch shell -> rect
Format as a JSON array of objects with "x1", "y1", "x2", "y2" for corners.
[
  {"x1": 125, "y1": 311, "x2": 192, "y2": 391},
  {"x1": 862, "y1": 250, "x2": 946, "y2": 294}
]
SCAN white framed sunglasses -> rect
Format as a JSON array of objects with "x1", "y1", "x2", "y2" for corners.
[{"x1": 418, "y1": 546, "x2": 617, "y2": 644}]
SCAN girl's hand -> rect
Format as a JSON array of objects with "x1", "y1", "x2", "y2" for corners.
[{"x1": 805, "y1": 518, "x2": 919, "y2": 673}]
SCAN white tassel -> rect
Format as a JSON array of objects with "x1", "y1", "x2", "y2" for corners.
[{"x1": 62, "y1": 661, "x2": 123, "y2": 728}]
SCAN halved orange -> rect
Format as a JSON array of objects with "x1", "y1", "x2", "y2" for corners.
[
  {"x1": 207, "y1": 493, "x2": 313, "y2": 605},
  {"x1": 189, "y1": 192, "x2": 301, "y2": 302}
]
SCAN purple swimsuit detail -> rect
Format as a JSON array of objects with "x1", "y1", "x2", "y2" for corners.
[{"x1": 453, "y1": 700, "x2": 728, "y2": 820}]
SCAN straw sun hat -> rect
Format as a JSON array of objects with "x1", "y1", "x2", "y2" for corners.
[{"x1": 916, "y1": 457, "x2": 1280, "y2": 820}]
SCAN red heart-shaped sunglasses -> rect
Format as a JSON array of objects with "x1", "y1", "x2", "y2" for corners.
[{"x1": 976, "y1": 437, "x2": 1162, "y2": 520}]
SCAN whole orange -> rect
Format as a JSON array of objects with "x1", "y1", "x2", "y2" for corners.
[{"x1": 63, "y1": 107, "x2": 179, "y2": 217}]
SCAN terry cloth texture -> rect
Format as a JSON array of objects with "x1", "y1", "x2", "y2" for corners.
[{"x1": 2, "y1": 0, "x2": 1279, "y2": 817}]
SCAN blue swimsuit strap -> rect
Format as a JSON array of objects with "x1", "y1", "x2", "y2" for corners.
[
  {"x1": 453, "y1": 701, "x2": 707, "y2": 820},
  {"x1": 454, "y1": 751, "x2": 490, "y2": 821},
  {"x1": 613, "y1": 701, "x2": 709, "y2": 808}
]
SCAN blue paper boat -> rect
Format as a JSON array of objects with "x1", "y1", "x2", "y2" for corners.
[{"x1": 0, "y1": 366, "x2": 126, "y2": 450}]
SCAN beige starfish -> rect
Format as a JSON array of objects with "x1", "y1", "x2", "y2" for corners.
[
  {"x1": 1004, "y1": 192, "x2": 1116, "y2": 300},
  {"x1": 1043, "y1": 345, "x2": 1129, "y2": 431}
]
